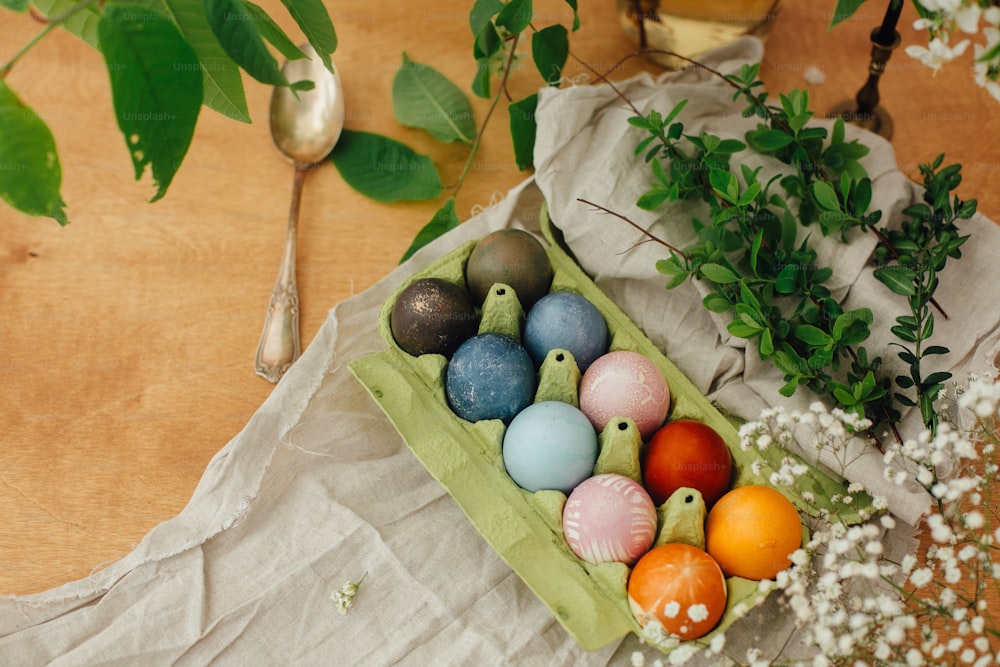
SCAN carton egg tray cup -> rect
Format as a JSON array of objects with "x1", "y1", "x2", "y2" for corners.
[{"x1": 349, "y1": 204, "x2": 873, "y2": 653}]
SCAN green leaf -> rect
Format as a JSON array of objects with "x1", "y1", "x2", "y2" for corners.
[
  {"x1": 728, "y1": 320, "x2": 762, "y2": 338},
  {"x1": 874, "y1": 266, "x2": 917, "y2": 296},
  {"x1": 775, "y1": 263, "x2": 798, "y2": 293},
  {"x1": 923, "y1": 371, "x2": 952, "y2": 386},
  {"x1": 715, "y1": 139, "x2": 746, "y2": 155},
  {"x1": 203, "y1": 0, "x2": 289, "y2": 86},
  {"x1": 531, "y1": 24, "x2": 568, "y2": 86},
  {"x1": 890, "y1": 325, "x2": 918, "y2": 343},
  {"x1": 0, "y1": 81, "x2": 68, "y2": 224},
  {"x1": 329, "y1": 129, "x2": 442, "y2": 202},
  {"x1": 472, "y1": 57, "x2": 493, "y2": 98},
  {"x1": 811, "y1": 180, "x2": 841, "y2": 211},
  {"x1": 470, "y1": 0, "x2": 504, "y2": 35},
  {"x1": 699, "y1": 262, "x2": 740, "y2": 284},
  {"x1": 99, "y1": 4, "x2": 203, "y2": 202},
  {"x1": 778, "y1": 376, "x2": 800, "y2": 397},
  {"x1": 702, "y1": 293, "x2": 732, "y2": 313},
  {"x1": 737, "y1": 181, "x2": 761, "y2": 206},
  {"x1": 655, "y1": 256, "x2": 685, "y2": 276},
  {"x1": 509, "y1": 93, "x2": 537, "y2": 171},
  {"x1": 708, "y1": 169, "x2": 738, "y2": 204},
  {"x1": 158, "y1": 0, "x2": 251, "y2": 123},
  {"x1": 277, "y1": 0, "x2": 338, "y2": 73},
  {"x1": 921, "y1": 314, "x2": 935, "y2": 339},
  {"x1": 495, "y1": 0, "x2": 532, "y2": 34},
  {"x1": 745, "y1": 128, "x2": 794, "y2": 152},
  {"x1": 749, "y1": 228, "x2": 763, "y2": 275},
  {"x1": 562, "y1": 0, "x2": 579, "y2": 30},
  {"x1": 32, "y1": 0, "x2": 103, "y2": 48},
  {"x1": 794, "y1": 324, "x2": 832, "y2": 347},
  {"x1": 400, "y1": 198, "x2": 460, "y2": 263},
  {"x1": 759, "y1": 327, "x2": 774, "y2": 356},
  {"x1": 922, "y1": 345, "x2": 949, "y2": 357},
  {"x1": 0, "y1": 0, "x2": 28, "y2": 11},
  {"x1": 243, "y1": 0, "x2": 307, "y2": 62},
  {"x1": 393, "y1": 53, "x2": 476, "y2": 144},
  {"x1": 832, "y1": 386, "x2": 856, "y2": 405},
  {"x1": 637, "y1": 189, "x2": 670, "y2": 211},
  {"x1": 473, "y1": 21, "x2": 502, "y2": 60},
  {"x1": 852, "y1": 177, "x2": 872, "y2": 214}
]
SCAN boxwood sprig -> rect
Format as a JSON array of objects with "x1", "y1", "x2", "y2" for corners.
[{"x1": 610, "y1": 65, "x2": 973, "y2": 442}]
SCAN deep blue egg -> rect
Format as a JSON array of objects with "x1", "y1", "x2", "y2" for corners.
[
  {"x1": 523, "y1": 291, "x2": 608, "y2": 371},
  {"x1": 445, "y1": 333, "x2": 537, "y2": 424}
]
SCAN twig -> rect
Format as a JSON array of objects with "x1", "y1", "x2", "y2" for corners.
[
  {"x1": 576, "y1": 197, "x2": 688, "y2": 257},
  {"x1": 1, "y1": 0, "x2": 101, "y2": 79},
  {"x1": 449, "y1": 33, "x2": 521, "y2": 194}
]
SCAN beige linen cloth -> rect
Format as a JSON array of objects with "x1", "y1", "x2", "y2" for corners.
[{"x1": 2, "y1": 39, "x2": 998, "y2": 665}]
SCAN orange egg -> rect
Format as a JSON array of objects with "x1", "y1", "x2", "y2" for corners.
[
  {"x1": 706, "y1": 485, "x2": 803, "y2": 581},
  {"x1": 627, "y1": 543, "x2": 727, "y2": 641}
]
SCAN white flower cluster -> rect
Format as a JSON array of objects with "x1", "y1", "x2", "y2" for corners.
[
  {"x1": 773, "y1": 375, "x2": 1000, "y2": 665},
  {"x1": 631, "y1": 375, "x2": 999, "y2": 666},
  {"x1": 331, "y1": 571, "x2": 368, "y2": 615},
  {"x1": 905, "y1": 0, "x2": 1000, "y2": 103}
]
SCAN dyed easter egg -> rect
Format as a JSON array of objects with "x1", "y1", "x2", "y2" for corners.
[
  {"x1": 628, "y1": 543, "x2": 728, "y2": 641},
  {"x1": 390, "y1": 277, "x2": 479, "y2": 357},
  {"x1": 502, "y1": 401, "x2": 598, "y2": 493},
  {"x1": 445, "y1": 333, "x2": 536, "y2": 424},
  {"x1": 578, "y1": 350, "x2": 670, "y2": 440},
  {"x1": 523, "y1": 291, "x2": 608, "y2": 372},
  {"x1": 465, "y1": 228, "x2": 553, "y2": 309},
  {"x1": 643, "y1": 419, "x2": 733, "y2": 507},
  {"x1": 562, "y1": 473, "x2": 657, "y2": 565}
]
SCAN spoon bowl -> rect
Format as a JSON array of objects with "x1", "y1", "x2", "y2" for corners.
[
  {"x1": 270, "y1": 47, "x2": 345, "y2": 165},
  {"x1": 255, "y1": 45, "x2": 345, "y2": 383}
]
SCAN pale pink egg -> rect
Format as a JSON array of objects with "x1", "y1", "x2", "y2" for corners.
[
  {"x1": 578, "y1": 350, "x2": 670, "y2": 440},
  {"x1": 562, "y1": 473, "x2": 657, "y2": 565}
]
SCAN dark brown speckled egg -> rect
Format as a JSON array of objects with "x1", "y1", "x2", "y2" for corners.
[
  {"x1": 391, "y1": 278, "x2": 479, "y2": 357},
  {"x1": 465, "y1": 229, "x2": 553, "y2": 309}
]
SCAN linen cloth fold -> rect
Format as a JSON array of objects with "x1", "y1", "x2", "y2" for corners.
[{"x1": 2, "y1": 38, "x2": 998, "y2": 666}]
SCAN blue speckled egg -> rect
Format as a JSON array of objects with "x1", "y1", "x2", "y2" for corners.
[
  {"x1": 502, "y1": 401, "x2": 599, "y2": 493},
  {"x1": 445, "y1": 333, "x2": 536, "y2": 424},
  {"x1": 523, "y1": 291, "x2": 608, "y2": 372}
]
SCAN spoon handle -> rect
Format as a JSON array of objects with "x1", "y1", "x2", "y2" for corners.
[{"x1": 254, "y1": 166, "x2": 307, "y2": 382}]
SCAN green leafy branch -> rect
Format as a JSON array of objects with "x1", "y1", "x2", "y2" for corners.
[
  {"x1": 388, "y1": 0, "x2": 579, "y2": 262},
  {"x1": 872, "y1": 155, "x2": 975, "y2": 433},
  {"x1": 580, "y1": 57, "x2": 973, "y2": 443},
  {"x1": 1, "y1": 0, "x2": 338, "y2": 223},
  {"x1": 625, "y1": 105, "x2": 894, "y2": 438}
]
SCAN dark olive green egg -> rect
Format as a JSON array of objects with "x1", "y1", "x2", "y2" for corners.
[
  {"x1": 391, "y1": 277, "x2": 479, "y2": 357},
  {"x1": 465, "y1": 229, "x2": 554, "y2": 310}
]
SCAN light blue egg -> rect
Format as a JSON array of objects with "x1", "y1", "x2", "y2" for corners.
[
  {"x1": 502, "y1": 401, "x2": 598, "y2": 493},
  {"x1": 523, "y1": 291, "x2": 608, "y2": 372}
]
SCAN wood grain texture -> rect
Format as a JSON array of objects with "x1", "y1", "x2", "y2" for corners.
[{"x1": 0, "y1": 0, "x2": 996, "y2": 600}]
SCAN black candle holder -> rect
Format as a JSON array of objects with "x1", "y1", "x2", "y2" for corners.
[{"x1": 828, "y1": 27, "x2": 902, "y2": 140}]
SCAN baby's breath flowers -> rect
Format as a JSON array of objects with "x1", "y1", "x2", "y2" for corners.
[
  {"x1": 331, "y1": 571, "x2": 368, "y2": 615},
  {"x1": 630, "y1": 373, "x2": 999, "y2": 665}
]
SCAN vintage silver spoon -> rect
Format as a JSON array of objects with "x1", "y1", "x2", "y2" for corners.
[{"x1": 255, "y1": 45, "x2": 344, "y2": 383}]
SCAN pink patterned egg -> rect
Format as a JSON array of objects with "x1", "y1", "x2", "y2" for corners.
[
  {"x1": 578, "y1": 350, "x2": 670, "y2": 440},
  {"x1": 562, "y1": 473, "x2": 657, "y2": 565}
]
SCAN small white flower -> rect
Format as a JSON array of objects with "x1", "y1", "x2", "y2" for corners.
[
  {"x1": 331, "y1": 571, "x2": 368, "y2": 615},
  {"x1": 910, "y1": 567, "x2": 934, "y2": 587},
  {"x1": 906, "y1": 36, "x2": 971, "y2": 72}
]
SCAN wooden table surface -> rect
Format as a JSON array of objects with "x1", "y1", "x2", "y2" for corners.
[{"x1": 1, "y1": 0, "x2": 997, "y2": 597}]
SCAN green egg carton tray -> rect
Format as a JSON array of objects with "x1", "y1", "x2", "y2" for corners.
[{"x1": 349, "y1": 204, "x2": 873, "y2": 653}]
